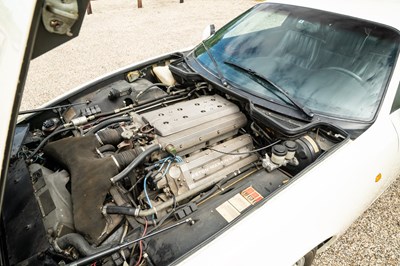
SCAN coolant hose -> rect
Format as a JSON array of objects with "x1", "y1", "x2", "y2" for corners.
[
  {"x1": 56, "y1": 233, "x2": 109, "y2": 256},
  {"x1": 86, "y1": 116, "x2": 132, "y2": 135},
  {"x1": 97, "y1": 144, "x2": 116, "y2": 153},
  {"x1": 113, "y1": 149, "x2": 142, "y2": 170},
  {"x1": 110, "y1": 144, "x2": 162, "y2": 183},
  {"x1": 95, "y1": 127, "x2": 124, "y2": 146},
  {"x1": 105, "y1": 205, "x2": 136, "y2": 216},
  {"x1": 103, "y1": 206, "x2": 156, "y2": 225}
]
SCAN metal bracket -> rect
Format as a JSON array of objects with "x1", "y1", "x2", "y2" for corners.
[{"x1": 42, "y1": 0, "x2": 79, "y2": 36}]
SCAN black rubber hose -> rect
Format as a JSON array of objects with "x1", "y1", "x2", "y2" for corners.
[
  {"x1": 27, "y1": 126, "x2": 72, "y2": 160},
  {"x1": 104, "y1": 206, "x2": 157, "y2": 226},
  {"x1": 97, "y1": 144, "x2": 116, "y2": 153},
  {"x1": 95, "y1": 127, "x2": 124, "y2": 145},
  {"x1": 110, "y1": 144, "x2": 162, "y2": 183},
  {"x1": 106, "y1": 205, "x2": 162, "y2": 225},
  {"x1": 135, "y1": 83, "x2": 169, "y2": 102},
  {"x1": 105, "y1": 205, "x2": 136, "y2": 216},
  {"x1": 86, "y1": 116, "x2": 132, "y2": 135},
  {"x1": 56, "y1": 233, "x2": 109, "y2": 256},
  {"x1": 113, "y1": 149, "x2": 141, "y2": 169}
]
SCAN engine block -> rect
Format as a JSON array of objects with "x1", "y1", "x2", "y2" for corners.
[{"x1": 140, "y1": 95, "x2": 257, "y2": 196}]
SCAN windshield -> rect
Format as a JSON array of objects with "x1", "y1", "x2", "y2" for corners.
[{"x1": 194, "y1": 3, "x2": 399, "y2": 121}]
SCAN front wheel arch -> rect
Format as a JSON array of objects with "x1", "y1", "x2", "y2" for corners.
[
  {"x1": 294, "y1": 236, "x2": 335, "y2": 266},
  {"x1": 293, "y1": 248, "x2": 316, "y2": 266}
]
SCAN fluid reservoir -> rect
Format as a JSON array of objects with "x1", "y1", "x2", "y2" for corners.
[
  {"x1": 283, "y1": 140, "x2": 298, "y2": 160},
  {"x1": 271, "y1": 144, "x2": 287, "y2": 165},
  {"x1": 153, "y1": 65, "x2": 176, "y2": 86}
]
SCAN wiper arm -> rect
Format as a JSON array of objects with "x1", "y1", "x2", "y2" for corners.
[
  {"x1": 224, "y1": 60, "x2": 314, "y2": 118},
  {"x1": 200, "y1": 41, "x2": 228, "y2": 87}
]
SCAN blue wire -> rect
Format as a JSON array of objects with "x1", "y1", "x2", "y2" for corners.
[
  {"x1": 155, "y1": 159, "x2": 168, "y2": 175},
  {"x1": 143, "y1": 175, "x2": 152, "y2": 209},
  {"x1": 144, "y1": 156, "x2": 183, "y2": 210},
  {"x1": 175, "y1": 156, "x2": 183, "y2": 163},
  {"x1": 160, "y1": 160, "x2": 173, "y2": 179},
  {"x1": 143, "y1": 175, "x2": 156, "y2": 223},
  {"x1": 157, "y1": 157, "x2": 170, "y2": 163}
]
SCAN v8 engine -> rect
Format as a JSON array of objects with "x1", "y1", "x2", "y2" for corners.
[
  {"x1": 141, "y1": 95, "x2": 258, "y2": 197},
  {"x1": 4, "y1": 58, "x2": 347, "y2": 266}
]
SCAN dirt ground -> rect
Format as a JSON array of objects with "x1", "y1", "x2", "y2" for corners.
[{"x1": 22, "y1": 1, "x2": 400, "y2": 265}]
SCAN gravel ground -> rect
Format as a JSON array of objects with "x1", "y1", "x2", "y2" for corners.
[{"x1": 22, "y1": 1, "x2": 400, "y2": 265}]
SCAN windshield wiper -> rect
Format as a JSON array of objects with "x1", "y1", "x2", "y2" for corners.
[
  {"x1": 200, "y1": 41, "x2": 228, "y2": 87},
  {"x1": 224, "y1": 60, "x2": 314, "y2": 119}
]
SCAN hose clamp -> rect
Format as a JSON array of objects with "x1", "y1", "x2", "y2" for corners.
[
  {"x1": 95, "y1": 148, "x2": 104, "y2": 158},
  {"x1": 95, "y1": 133, "x2": 104, "y2": 145},
  {"x1": 111, "y1": 155, "x2": 120, "y2": 170},
  {"x1": 101, "y1": 206, "x2": 108, "y2": 215}
]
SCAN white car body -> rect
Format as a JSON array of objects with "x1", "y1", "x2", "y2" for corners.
[
  {"x1": 0, "y1": 1, "x2": 36, "y2": 184},
  {"x1": 0, "y1": 0, "x2": 399, "y2": 265},
  {"x1": 182, "y1": 2, "x2": 400, "y2": 265}
]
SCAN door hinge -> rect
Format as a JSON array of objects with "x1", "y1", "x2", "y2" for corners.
[{"x1": 42, "y1": 0, "x2": 79, "y2": 36}]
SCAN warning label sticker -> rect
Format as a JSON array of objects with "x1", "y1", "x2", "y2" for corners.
[
  {"x1": 216, "y1": 186, "x2": 263, "y2": 223},
  {"x1": 241, "y1": 187, "x2": 263, "y2": 205},
  {"x1": 216, "y1": 202, "x2": 240, "y2": 223}
]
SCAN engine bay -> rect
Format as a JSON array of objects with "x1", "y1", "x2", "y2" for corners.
[{"x1": 4, "y1": 54, "x2": 348, "y2": 266}]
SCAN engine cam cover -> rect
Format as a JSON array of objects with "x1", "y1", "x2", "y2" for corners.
[
  {"x1": 155, "y1": 134, "x2": 258, "y2": 196},
  {"x1": 142, "y1": 95, "x2": 247, "y2": 155}
]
